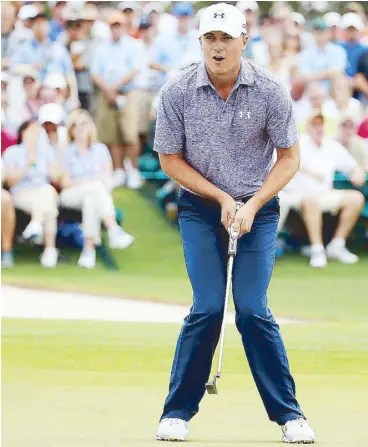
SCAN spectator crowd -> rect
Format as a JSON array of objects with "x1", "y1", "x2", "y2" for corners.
[{"x1": 1, "y1": 1, "x2": 368, "y2": 270}]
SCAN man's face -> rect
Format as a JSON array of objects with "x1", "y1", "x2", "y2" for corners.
[
  {"x1": 313, "y1": 28, "x2": 329, "y2": 45},
  {"x1": 178, "y1": 15, "x2": 191, "y2": 33},
  {"x1": 200, "y1": 31, "x2": 247, "y2": 76},
  {"x1": 32, "y1": 17, "x2": 50, "y2": 40},
  {"x1": 110, "y1": 22, "x2": 123, "y2": 40},
  {"x1": 122, "y1": 8, "x2": 135, "y2": 27},
  {"x1": 345, "y1": 26, "x2": 360, "y2": 42},
  {"x1": 308, "y1": 118, "x2": 325, "y2": 141},
  {"x1": 340, "y1": 119, "x2": 355, "y2": 139},
  {"x1": 43, "y1": 122, "x2": 58, "y2": 134},
  {"x1": 66, "y1": 21, "x2": 81, "y2": 40}
]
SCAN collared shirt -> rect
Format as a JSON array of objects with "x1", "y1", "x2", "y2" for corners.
[
  {"x1": 338, "y1": 40, "x2": 367, "y2": 77},
  {"x1": 285, "y1": 134, "x2": 357, "y2": 194},
  {"x1": 2, "y1": 140, "x2": 55, "y2": 194},
  {"x1": 298, "y1": 42, "x2": 347, "y2": 92},
  {"x1": 91, "y1": 36, "x2": 141, "y2": 93},
  {"x1": 156, "y1": 30, "x2": 201, "y2": 70},
  {"x1": 10, "y1": 38, "x2": 74, "y2": 79},
  {"x1": 154, "y1": 59, "x2": 298, "y2": 199},
  {"x1": 62, "y1": 142, "x2": 112, "y2": 180}
]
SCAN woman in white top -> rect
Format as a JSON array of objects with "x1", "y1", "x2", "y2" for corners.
[
  {"x1": 331, "y1": 74, "x2": 363, "y2": 122},
  {"x1": 59, "y1": 109, "x2": 135, "y2": 269},
  {"x1": 2, "y1": 120, "x2": 60, "y2": 268}
]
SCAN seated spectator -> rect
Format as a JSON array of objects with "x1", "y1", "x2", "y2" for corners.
[
  {"x1": 10, "y1": 8, "x2": 79, "y2": 106},
  {"x1": 337, "y1": 113, "x2": 368, "y2": 172},
  {"x1": 355, "y1": 49, "x2": 368, "y2": 107},
  {"x1": 338, "y1": 13, "x2": 366, "y2": 78},
  {"x1": 266, "y1": 37, "x2": 292, "y2": 90},
  {"x1": 2, "y1": 120, "x2": 60, "y2": 268},
  {"x1": 59, "y1": 109, "x2": 135, "y2": 269},
  {"x1": 1, "y1": 187, "x2": 16, "y2": 268},
  {"x1": 284, "y1": 113, "x2": 365, "y2": 268},
  {"x1": 330, "y1": 73, "x2": 363, "y2": 121},
  {"x1": 297, "y1": 17, "x2": 347, "y2": 94},
  {"x1": 1, "y1": 72, "x2": 18, "y2": 136},
  {"x1": 282, "y1": 29, "x2": 302, "y2": 76},
  {"x1": 43, "y1": 71, "x2": 78, "y2": 113}
]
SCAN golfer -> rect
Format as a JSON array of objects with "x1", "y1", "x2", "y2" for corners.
[{"x1": 154, "y1": 3, "x2": 316, "y2": 444}]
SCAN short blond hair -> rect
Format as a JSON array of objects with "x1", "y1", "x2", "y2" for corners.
[{"x1": 67, "y1": 109, "x2": 98, "y2": 146}]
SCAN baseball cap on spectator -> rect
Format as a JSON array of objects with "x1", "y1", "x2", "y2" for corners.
[
  {"x1": 32, "y1": 8, "x2": 48, "y2": 21},
  {"x1": 44, "y1": 72, "x2": 67, "y2": 90},
  {"x1": 38, "y1": 103, "x2": 64, "y2": 125},
  {"x1": 198, "y1": 3, "x2": 247, "y2": 38},
  {"x1": 118, "y1": 1, "x2": 139, "y2": 13},
  {"x1": 291, "y1": 12, "x2": 306, "y2": 26},
  {"x1": 18, "y1": 65, "x2": 40, "y2": 81},
  {"x1": 340, "y1": 111, "x2": 358, "y2": 125},
  {"x1": 139, "y1": 17, "x2": 152, "y2": 30},
  {"x1": 312, "y1": 17, "x2": 328, "y2": 31},
  {"x1": 80, "y1": 5, "x2": 98, "y2": 21},
  {"x1": 323, "y1": 12, "x2": 342, "y2": 28},
  {"x1": 1, "y1": 72, "x2": 10, "y2": 85},
  {"x1": 143, "y1": 2, "x2": 164, "y2": 16},
  {"x1": 91, "y1": 20, "x2": 111, "y2": 40},
  {"x1": 173, "y1": 2, "x2": 194, "y2": 18},
  {"x1": 235, "y1": 1, "x2": 259, "y2": 13},
  {"x1": 340, "y1": 13, "x2": 364, "y2": 31},
  {"x1": 107, "y1": 11, "x2": 125, "y2": 26},
  {"x1": 18, "y1": 4, "x2": 39, "y2": 21},
  {"x1": 63, "y1": 9, "x2": 82, "y2": 24}
]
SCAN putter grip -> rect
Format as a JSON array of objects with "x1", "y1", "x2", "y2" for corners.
[{"x1": 228, "y1": 201, "x2": 242, "y2": 256}]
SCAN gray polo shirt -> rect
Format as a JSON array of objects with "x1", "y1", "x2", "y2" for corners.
[{"x1": 153, "y1": 58, "x2": 298, "y2": 200}]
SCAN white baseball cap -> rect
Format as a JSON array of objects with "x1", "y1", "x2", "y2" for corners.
[
  {"x1": 291, "y1": 12, "x2": 306, "y2": 26},
  {"x1": 44, "y1": 72, "x2": 67, "y2": 89},
  {"x1": 340, "y1": 12, "x2": 364, "y2": 30},
  {"x1": 18, "y1": 5, "x2": 39, "y2": 21},
  {"x1": 38, "y1": 103, "x2": 64, "y2": 125},
  {"x1": 323, "y1": 12, "x2": 342, "y2": 28},
  {"x1": 236, "y1": 1, "x2": 259, "y2": 13},
  {"x1": 198, "y1": 3, "x2": 247, "y2": 39}
]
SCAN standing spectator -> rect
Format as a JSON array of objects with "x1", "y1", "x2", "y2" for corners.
[
  {"x1": 266, "y1": 37, "x2": 292, "y2": 90},
  {"x1": 285, "y1": 113, "x2": 365, "y2": 267},
  {"x1": 1, "y1": 188, "x2": 16, "y2": 268},
  {"x1": 59, "y1": 110, "x2": 135, "y2": 269},
  {"x1": 80, "y1": 5, "x2": 99, "y2": 40},
  {"x1": 91, "y1": 11, "x2": 142, "y2": 189},
  {"x1": 142, "y1": 2, "x2": 164, "y2": 38},
  {"x1": 2, "y1": 120, "x2": 60, "y2": 268},
  {"x1": 355, "y1": 49, "x2": 368, "y2": 106},
  {"x1": 10, "y1": 8, "x2": 79, "y2": 107},
  {"x1": 282, "y1": 29, "x2": 302, "y2": 76},
  {"x1": 49, "y1": 1, "x2": 67, "y2": 42},
  {"x1": 11, "y1": 5, "x2": 37, "y2": 51},
  {"x1": 119, "y1": 1, "x2": 141, "y2": 39},
  {"x1": 135, "y1": 17, "x2": 170, "y2": 149},
  {"x1": 12, "y1": 66, "x2": 42, "y2": 126},
  {"x1": 1, "y1": 2, "x2": 17, "y2": 70},
  {"x1": 323, "y1": 12, "x2": 342, "y2": 43},
  {"x1": 338, "y1": 113, "x2": 368, "y2": 172},
  {"x1": 38, "y1": 103, "x2": 68, "y2": 159},
  {"x1": 43, "y1": 72, "x2": 78, "y2": 113},
  {"x1": 338, "y1": 13, "x2": 366, "y2": 78},
  {"x1": 291, "y1": 12, "x2": 315, "y2": 50},
  {"x1": 297, "y1": 17, "x2": 347, "y2": 93},
  {"x1": 330, "y1": 74, "x2": 363, "y2": 120}
]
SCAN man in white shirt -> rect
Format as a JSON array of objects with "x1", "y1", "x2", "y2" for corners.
[{"x1": 284, "y1": 112, "x2": 365, "y2": 268}]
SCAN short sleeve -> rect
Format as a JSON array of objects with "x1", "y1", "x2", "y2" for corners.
[
  {"x1": 333, "y1": 141, "x2": 357, "y2": 174},
  {"x1": 333, "y1": 45, "x2": 347, "y2": 72},
  {"x1": 266, "y1": 85, "x2": 299, "y2": 149},
  {"x1": 153, "y1": 84, "x2": 185, "y2": 154},
  {"x1": 97, "y1": 143, "x2": 112, "y2": 165}
]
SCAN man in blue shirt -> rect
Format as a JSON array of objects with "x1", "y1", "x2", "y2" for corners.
[
  {"x1": 91, "y1": 11, "x2": 142, "y2": 189},
  {"x1": 49, "y1": 1, "x2": 67, "y2": 42},
  {"x1": 297, "y1": 17, "x2": 347, "y2": 93},
  {"x1": 338, "y1": 13, "x2": 367, "y2": 78}
]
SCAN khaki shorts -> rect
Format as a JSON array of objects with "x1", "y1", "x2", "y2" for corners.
[
  {"x1": 96, "y1": 90, "x2": 139, "y2": 146},
  {"x1": 136, "y1": 90, "x2": 156, "y2": 134},
  {"x1": 283, "y1": 189, "x2": 346, "y2": 214}
]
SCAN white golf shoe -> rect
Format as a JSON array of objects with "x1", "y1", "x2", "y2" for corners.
[
  {"x1": 309, "y1": 246, "x2": 327, "y2": 268},
  {"x1": 326, "y1": 240, "x2": 359, "y2": 264},
  {"x1": 156, "y1": 418, "x2": 189, "y2": 442},
  {"x1": 281, "y1": 418, "x2": 316, "y2": 444}
]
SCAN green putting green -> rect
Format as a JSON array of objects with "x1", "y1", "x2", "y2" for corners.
[{"x1": 2, "y1": 319, "x2": 368, "y2": 447}]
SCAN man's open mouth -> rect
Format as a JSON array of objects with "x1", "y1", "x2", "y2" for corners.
[{"x1": 213, "y1": 56, "x2": 225, "y2": 62}]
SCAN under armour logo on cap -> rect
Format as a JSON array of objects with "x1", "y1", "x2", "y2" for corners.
[{"x1": 213, "y1": 12, "x2": 225, "y2": 19}]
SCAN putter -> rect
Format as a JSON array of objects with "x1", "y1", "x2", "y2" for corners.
[{"x1": 206, "y1": 201, "x2": 243, "y2": 395}]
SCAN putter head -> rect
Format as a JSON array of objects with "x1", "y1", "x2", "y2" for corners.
[{"x1": 205, "y1": 374, "x2": 219, "y2": 394}]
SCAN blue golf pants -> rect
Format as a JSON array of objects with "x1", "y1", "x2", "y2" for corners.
[{"x1": 160, "y1": 188, "x2": 305, "y2": 425}]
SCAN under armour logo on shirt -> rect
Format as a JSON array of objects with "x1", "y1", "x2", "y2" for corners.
[
  {"x1": 213, "y1": 12, "x2": 225, "y2": 19},
  {"x1": 239, "y1": 111, "x2": 251, "y2": 119}
]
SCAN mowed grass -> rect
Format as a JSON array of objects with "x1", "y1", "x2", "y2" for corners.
[
  {"x1": 2, "y1": 319, "x2": 368, "y2": 447},
  {"x1": 2, "y1": 188, "x2": 368, "y2": 322}
]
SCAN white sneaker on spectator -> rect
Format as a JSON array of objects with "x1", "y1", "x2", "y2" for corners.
[
  {"x1": 281, "y1": 418, "x2": 316, "y2": 444},
  {"x1": 78, "y1": 248, "x2": 96, "y2": 269},
  {"x1": 309, "y1": 245, "x2": 327, "y2": 268},
  {"x1": 127, "y1": 168, "x2": 144, "y2": 190},
  {"x1": 112, "y1": 169, "x2": 127, "y2": 188},
  {"x1": 156, "y1": 418, "x2": 189, "y2": 442},
  {"x1": 326, "y1": 239, "x2": 359, "y2": 264},
  {"x1": 108, "y1": 226, "x2": 135, "y2": 249},
  {"x1": 22, "y1": 221, "x2": 43, "y2": 241},
  {"x1": 40, "y1": 247, "x2": 58, "y2": 268}
]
